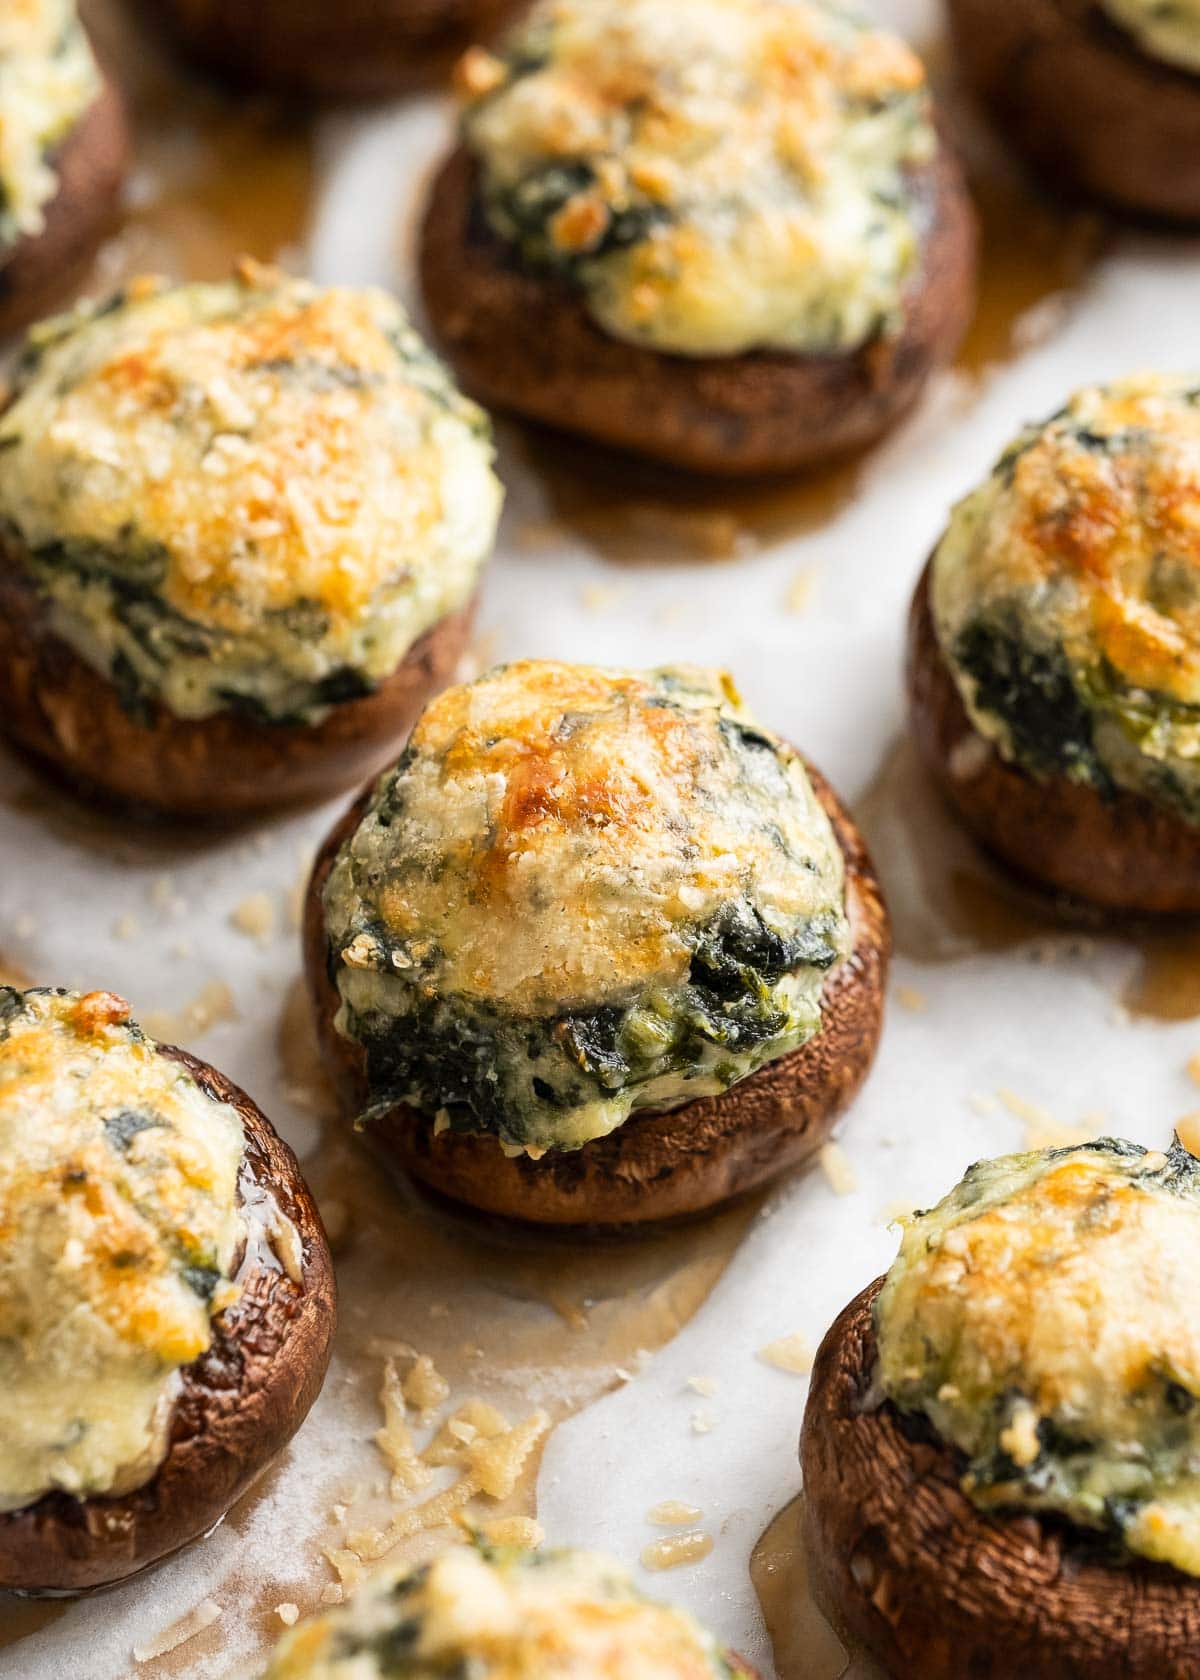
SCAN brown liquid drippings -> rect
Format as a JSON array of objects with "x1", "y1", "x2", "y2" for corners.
[
  {"x1": 1123, "y1": 930, "x2": 1200, "y2": 1023},
  {"x1": 79, "y1": 0, "x2": 316, "y2": 294},
  {"x1": 751, "y1": 1495, "x2": 849, "y2": 1680},
  {"x1": 854, "y1": 738, "x2": 1061, "y2": 965}
]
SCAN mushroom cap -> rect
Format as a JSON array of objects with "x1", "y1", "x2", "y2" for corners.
[
  {"x1": 801, "y1": 1280, "x2": 1200, "y2": 1680},
  {"x1": 0, "y1": 1046, "x2": 336, "y2": 1595},
  {"x1": 304, "y1": 758, "x2": 889, "y2": 1228},
  {"x1": 0, "y1": 543, "x2": 477, "y2": 818},
  {"x1": 949, "y1": 0, "x2": 1200, "y2": 222},
  {"x1": 906, "y1": 558, "x2": 1200, "y2": 913},
  {"x1": 419, "y1": 141, "x2": 976, "y2": 476},
  {"x1": 0, "y1": 73, "x2": 128, "y2": 339}
]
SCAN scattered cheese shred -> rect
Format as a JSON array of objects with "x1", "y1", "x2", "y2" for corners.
[
  {"x1": 231, "y1": 891, "x2": 277, "y2": 944},
  {"x1": 479, "y1": 1515, "x2": 545, "y2": 1549},
  {"x1": 895, "y1": 984, "x2": 927, "y2": 1013},
  {"x1": 404, "y1": 1353, "x2": 450, "y2": 1419},
  {"x1": 276, "y1": 1603, "x2": 300, "y2": 1627},
  {"x1": 1176, "y1": 1113, "x2": 1200, "y2": 1158},
  {"x1": 640, "y1": 1531, "x2": 714, "y2": 1571},
  {"x1": 758, "y1": 1332, "x2": 813, "y2": 1375},
  {"x1": 686, "y1": 1375, "x2": 717, "y2": 1397},
  {"x1": 141, "y1": 979, "x2": 237, "y2": 1043},
  {"x1": 819, "y1": 1141, "x2": 857, "y2": 1196},
  {"x1": 647, "y1": 1500, "x2": 703, "y2": 1526},
  {"x1": 785, "y1": 568, "x2": 816, "y2": 614},
  {"x1": 375, "y1": 1359, "x2": 433, "y2": 1496},
  {"x1": 132, "y1": 1599, "x2": 222, "y2": 1662}
]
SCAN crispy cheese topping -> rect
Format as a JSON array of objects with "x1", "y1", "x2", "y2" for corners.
[
  {"x1": 0, "y1": 0, "x2": 99, "y2": 252},
  {"x1": 0, "y1": 987, "x2": 245, "y2": 1512},
  {"x1": 459, "y1": 0, "x2": 936, "y2": 357},
  {"x1": 0, "y1": 265, "x2": 502, "y2": 724},
  {"x1": 258, "y1": 1544, "x2": 735, "y2": 1680},
  {"x1": 932, "y1": 374, "x2": 1200, "y2": 822},
  {"x1": 876, "y1": 1139, "x2": 1200, "y2": 1576},
  {"x1": 324, "y1": 661, "x2": 849, "y2": 1155},
  {"x1": 1100, "y1": 0, "x2": 1200, "y2": 72}
]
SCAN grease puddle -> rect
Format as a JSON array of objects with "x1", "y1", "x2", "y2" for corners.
[
  {"x1": 751, "y1": 1495, "x2": 850, "y2": 1680},
  {"x1": 1123, "y1": 931, "x2": 1200, "y2": 1023},
  {"x1": 82, "y1": 0, "x2": 316, "y2": 291},
  {"x1": 853, "y1": 739, "x2": 1062, "y2": 965}
]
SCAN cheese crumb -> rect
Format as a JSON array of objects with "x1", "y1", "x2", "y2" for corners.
[
  {"x1": 785, "y1": 568, "x2": 817, "y2": 614},
  {"x1": 690, "y1": 1410, "x2": 714, "y2": 1435},
  {"x1": 231, "y1": 892, "x2": 276, "y2": 944},
  {"x1": 819, "y1": 1141, "x2": 858, "y2": 1196},
  {"x1": 640, "y1": 1531, "x2": 714, "y2": 1571},
  {"x1": 132, "y1": 1599, "x2": 222, "y2": 1662},
  {"x1": 647, "y1": 1500, "x2": 703, "y2": 1526},
  {"x1": 112, "y1": 914, "x2": 141, "y2": 941},
  {"x1": 758, "y1": 1332, "x2": 813, "y2": 1375},
  {"x1": 1188, "y1": 1053, "x2": 1200, "y2": 1089},
  {"x1": 480, "y1": 1515, "x2": 545, "y2": 1548},
  {"x1": 895, "y1": 984, "x2": 927, "y2": 1013},
  {"x1": 686, "y1": 1375, "x2": 718, "y2": 1397},
  {"x1": 275, "y1": 1603, "x2": 300, "y2": 1627},
  {"x1": 1177, "y1": 1113, "x2": 1200, "y2": 1158}
]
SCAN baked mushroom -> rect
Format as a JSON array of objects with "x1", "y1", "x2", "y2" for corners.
[
  {"x1": 0, "y1": 1, "x2": 127, "y2": 339},
  {"x1": 419, "y1": 0, "x2": 977, "y2": 477},
  {"x1": 801, "y1": 1137, "x2": 1200, "y2": 1679},
  {"x1": 0, "y1": 985, "x2": 335, "y2": 1594},
  {"x1": 0, "y1": 261, "x2": 503, "y2": 818},
  {"x1": 147, "y1": 0, "x2": 528, "y2": 100},
  {"x1": 305, "y1": 660, "x2": 889, "y2": 1228},
  {"x1": 949, "y1": 0, "x2": 1200, "y2": 221},
  {"x1": 254, "y1": 1540, "x2": 759, "y2": 1677},
  {"x1": 907, "y1": 373, "x2": 1200, "y2": 915}
]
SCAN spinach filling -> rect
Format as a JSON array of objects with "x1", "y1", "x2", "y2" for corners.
[
  {"x1": 339, "y1": 901, "x2": 842, "y2": 1155},
  {"x1": 954, "y1": 607, "x2": 1200, "y2": 820},
  {"x1": 483, "y1": 159, "x2": 671, "y2": 280},
  {"x1": 17, "y1": 526, "x2": 373, "y2": 727}
]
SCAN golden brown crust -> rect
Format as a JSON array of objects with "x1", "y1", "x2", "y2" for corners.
[
  {"x1": 304, "y1": 761, "x2": 890, "y2": 1229},
  {"x1": 949, "y1": 0, "x2": 1200, "y2": 221},
  {"x1": 906, "y1": 560, "x2": 1200, "y2": 913},
  {"x1": 0, "y1": 1049, "x2": 336, "y2": 1595},
  {"x1": 0, "y1": 544, "x2": 477, "y2": 819},
  {"x1": 0, "y1": 76, "x2": 128, "y2": 341},
  {"x1": 148, "y1": 0, "x2": 528, "y2": 99},
  {"x1": 418, "y1": 143, "x2": 977, "y2": 477},
  {"x1": 800, "y1": 1280, "x2": 1200, "y2": 1680}
]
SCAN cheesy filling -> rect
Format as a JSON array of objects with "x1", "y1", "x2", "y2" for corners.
[
  {"x1": 0, "y1": 987, "x2": 245, "y2": 1512},
  {"x1": 876, "y1": 1139, "x2": 1200, "y2": 1576},
  {"x1": 323, "y1": 661, "x2": 850, "y2": 1156},
  {"x1": 932, "y1": 374, "x2": 1200, "y2": 823},
  {"x1": 0, "y1": 0, "x2": 99, "y2": 254},
  {"x1": 0, "y1": 264, "x2": 502, "y2": 725},
  {"x1": 1099, "y1": 0, "x2": 1200, "y2": 73},
  {"x1": 258, "y1": 1543, "x2": 736, "y2": 1680},
  {"x1": 458, "y1": 0, "x2": 936, "y2": 358}
]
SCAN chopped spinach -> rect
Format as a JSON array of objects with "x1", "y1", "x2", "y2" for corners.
[{"x1": 102, "y1": 1108, "x2": 164, "y2": 1151}]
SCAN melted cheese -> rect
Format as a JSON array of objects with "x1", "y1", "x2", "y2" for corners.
[
  {"x1": 0, "y1": 264, "x2": 502, "y2": 723},
  {"x1": 932, "y1": 374, "x2": 1200, "y2": 816},
  {"x1": 460, "y1": 0, "x2": 935, "y2": 357},
  {"x1": 258, "y1": 1545, "x2": 733, "y2": 1680},
  {"x1": 1100, "y1": 0, "x2": 1200, "y2": 72},
  {"x1": 323, "y1": 661, "x2": 849, "y2": 1152},
  {"x1": 0, "y1": 0, "x2": 99, "y2": 252},
  {"x1": 0, "y1": 988, "x2": 245, "y2": 1512},
  {"x1": 876, "y1": 1140, "x2": 1200, "y2": 1576}
]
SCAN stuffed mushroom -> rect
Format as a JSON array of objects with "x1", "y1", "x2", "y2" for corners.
[
  {"x1": 908, "y1": 373, "x2": 1200, "y2": 914},
  {"x1": 950, "y1": 0, "x2": 1200, "y2": 221},
  {"x1": 147, "y1": 0, "x2": 528, "y2": 100},
  {"x1": 0, "y1": 985, "x2": 335, "y2": 1594},
  {"x1": 802, "y1": 1137, "x2": 1200, "y2": 1679},
  {"x1": 0, "y1": 0, "x2": 127, "y2": 337},
  {"x1": 0, "y1": 261, "x2": 503, "y2": 818},
  {"x1": 254, "y1": 1540, "x2": 759, "y2": 1677},
  {"x1": 305, "y1": 660, "x2": 889, "y2": 1228},
  {"x1": 419, "y1": 0, "x2": 977, "y2": 477}
]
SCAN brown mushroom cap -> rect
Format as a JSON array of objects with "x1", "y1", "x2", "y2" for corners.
[
  {"x1": 0, "y1": 542, "x2": 477, "y2": 819},
  {"x1": 145, "y1": 0, "x2": 527, "y2": 99},
  {"x1": 418, "y1": 141, "x2": 977, "y2": 477},
  {"x1": 303, "y1": 760, "x2": 889, "y2": 1229},
  {"x1": 0, "y1": 75, "x2": 128, "y2": 341},
  {"x1": 948, "y1": 0, "x2": 1200, "y2": 221},
  {"x1": 801, "y1": 1279, "x2": 1200, "y2": 1679},
  {"x1": 906, "y1": 559, "x2": 1200, "y2": 913},
  {"x1": 0, "y1": 1046, "x2": 336, "y2": 1596}
]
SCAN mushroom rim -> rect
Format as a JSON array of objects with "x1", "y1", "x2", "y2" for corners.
[
  {"x1": 303, "y1": 754, "x2": 890, "y2": 1230},
  {"x1": 800, "y1": 1278, "x2": 1200, "y2": 1680},
  {"x1": 0, "y1": 1046, "x2": 336, "y2": 1596}
]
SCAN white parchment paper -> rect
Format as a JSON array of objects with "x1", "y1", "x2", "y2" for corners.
[{"x1": 6, "y1": 1, "x2": 1200, "y2": 1672}]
